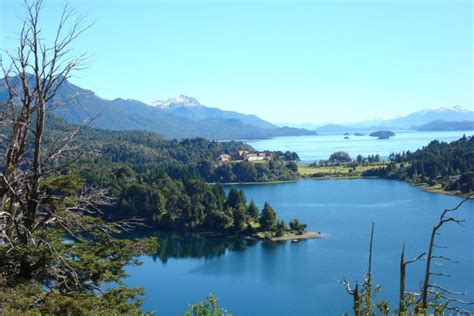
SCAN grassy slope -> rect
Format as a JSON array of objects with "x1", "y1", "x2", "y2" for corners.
[
  {"x1": 298, "y1": 163, "x2": 472, "y2": 198},
  {"x1": 298, "y1": 163, "x2": 386, "y2": 178}
]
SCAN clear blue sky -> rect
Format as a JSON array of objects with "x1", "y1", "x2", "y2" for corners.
[{"x1": 1, "y1": 0, "x2": 472, "y2": 124}]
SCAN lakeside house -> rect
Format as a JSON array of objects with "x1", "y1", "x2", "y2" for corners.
[
  {"x1": 219, "y1": 151, "x2": 272, "y2": 163},
  {"x1": 238, "y1": 150, "x2": 272, "y2": 162},
  {"x1": 218, "y1": 154, "x2": 231, "y2": 163}
]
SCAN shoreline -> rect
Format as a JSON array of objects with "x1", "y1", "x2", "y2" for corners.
[
  {"x1": 410, "y1": 182, "x2": 473, "y2": 199},
  {"x1": 302, "y1": 176, "x2": 472, "y2": 198},
  {"x1": 256, "y1": 231, "x2": 321, "y2": 242},
  {"x1": 200, "y1": 230, "x2": 321, "y2": 242},
  {"x1": 219, "y1": 179, "x2": 298, "y2": 186},
  {"x1": 223, "y1": 176, "x2": 471, "y2": 199},
  {"x1": 301, "y1": 175, "x2": 379, "y2": 180}
]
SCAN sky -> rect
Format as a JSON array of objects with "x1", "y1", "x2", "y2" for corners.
[{"x1": 1, "y1": 0, "x2": 472, "y2": 124}]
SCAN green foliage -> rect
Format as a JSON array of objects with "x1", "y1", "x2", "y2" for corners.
[
  {"x1": 458, "y1": 172, "x2": 474, "y2": 193},
  {"x1": 0, "y1": 281, "x2": 145, "y2": 315},
  {"x1": 272, "y1": 150, "x2": 300, "y2": 162},
  {"x1": 0, "y1": 172, "x2": 159, "y2": 314},
  {"x1": 247, "y1": 199, "x2": 259, "y2": 220},
  {"x1": 289, "y1": 219, "x2": 307, "y2": 235},
  {"x1": 81, "y1": 161, "x2": 291, "y2": 235},
  {"x1": 363, "y1": 136, "x2": 474, "y2": 193},
  {"x1": 286, "y1": 161, "x2": 298, "y2": 172},
  {"x1": 185, "y1": 293, "x2": 232, "y2": 316},
  {"x1": 63, "y1": 126, "x2": 297, "y2": 184},
  {"x1": 275, "y1": 220, "x2": 289, "y2": 237},
  {"x1": 259, "y1": 202, "x2": 277, "y2": 231},
  {"x1": 232, "y1": 204, "x2": 248, "y2": 233},
  {"x1": 329, "y1": 151, "x2": 352, "y2": 163},
  {"x1": 226, "y1": 187, "x2": 243, "y2": 209},
  {"x1": 68, "y1": 132, "x2": 297, "y2": 234},
  {"x1": 46, "y1": 123, "x2": 304, "y2": 235}
]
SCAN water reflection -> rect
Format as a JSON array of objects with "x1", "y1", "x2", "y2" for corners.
[
  {"x1": 125, "y1": 231, "x2": 259, "y2": 263},
  {"x1": 124, "y1": 180, "x2": 474, "y2": 315}
]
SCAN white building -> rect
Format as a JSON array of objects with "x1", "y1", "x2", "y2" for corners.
[{"x1": 218, "y1": 154, "x2": 231, "y2": 163}]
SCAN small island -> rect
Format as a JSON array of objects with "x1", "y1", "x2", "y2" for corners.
[
  {"x1": 369, "y1": 130, "x2": 395, "y2": 139},
  {"x1": 253, "y1": 218, "x2": 320, "y2": 241},
  {"x1": 354, "y1": 132, "x2": 365, "y2": 136}
]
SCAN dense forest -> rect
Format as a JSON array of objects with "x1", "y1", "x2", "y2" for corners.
[
  {"x1": 69, "y1": 124, "x2": 299, "y2": 183},
  {"x1": 33, "y1": 113, "x2": 301, "y2": 233},
  {"x1": 363, "y1": 135, "x2": 474, "y2": 193},
  {"x1": 0, "y1": 110, "x2": 300, "y2": 234}
]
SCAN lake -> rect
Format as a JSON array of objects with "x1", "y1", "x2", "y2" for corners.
[
  {"x1": 246, "y1": 130, "x2": 473, "y2": 162},
  {"x1": 124, "y1": 179, "x2": 474, "y2": 315}
]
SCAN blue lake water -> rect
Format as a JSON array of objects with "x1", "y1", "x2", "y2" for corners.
[
  {"x1": 124, "y1": 179, "x2": 474, "y2": 315},
  {"x1": 246, "y1": 130, "x2": 473, "y2": 162}
]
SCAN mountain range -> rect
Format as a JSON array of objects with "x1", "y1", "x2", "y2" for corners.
[
  {"x1": 150, "y1": 95, "x2": 276, "y2": 129},
  {"x1": 278, "y1": 105, "x2": 473, "y2": 132},
  {"x1": 416, "y1": 120, "x2": 474, "y2": 131},
  {"x1": 0, "y1": 77, "x2": 316, "y2": 140},
  {"x1": 373, "y1": 105, "x2": 473, "y2": 129},
  {"x1": 1, "y1": 76, "x2": 472, "y2": 138}
]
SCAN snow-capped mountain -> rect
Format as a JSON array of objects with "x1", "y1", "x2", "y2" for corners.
[
  {"x1": 0, "y1": 77, "x2": 316, "y2": 139},
  {"x1": 342, "y1": 105, "x2": 473, "y2": 129},
  {"x1": 386, "y1": 105, "x2": 473, "y2": 128},
  {"x1": 275, "y1": 105, "x2": 473, "y2": 132},
  {"x1": 416, "y1": 105, "x2": 469, "y2": 114},
  {"x1": 151, "y1": 95, "x2": 202, "y2": 108},
  {"x1": 150, "y1": 95, "x2": 278, "y2": 129},
  {"x1": 338, "y1": 105, "x2": 473, "y2": 130}
]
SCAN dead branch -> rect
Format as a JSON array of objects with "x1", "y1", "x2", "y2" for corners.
[{"x1": 419, "y1": 195, "x2": 472, "y2": 309}]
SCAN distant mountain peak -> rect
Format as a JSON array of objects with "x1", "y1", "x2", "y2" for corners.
[
  {"x1": 442, "y1": 105, "x2": 469, "y2": 112},
  {"x1": 416, "y1": 105, "x2": 470, "y2": 115},
  {"x1": 151, "y1": 95, "x2": 202, "y2": 108}
]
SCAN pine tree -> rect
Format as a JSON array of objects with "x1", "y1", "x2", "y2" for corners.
[
  {"x1": 259, "y1": 202, "x2": 277, "y2": 231},
  {"x1": 248, "y1": 199, "x2": 260, "y2": 220},
  {"x1": 227, "y1": 187, "x2": 242, "y2": 209}
]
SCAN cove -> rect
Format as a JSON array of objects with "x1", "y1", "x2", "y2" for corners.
[{"x1": 124, "y1": 179, "x2": 474, "y2": 315}]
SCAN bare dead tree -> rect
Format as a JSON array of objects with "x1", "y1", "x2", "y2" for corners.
[
  {"x1": 418, "y1": 195, "x2": 473, "y2": 313},
  {"x1": 363, "y1": 222, "x2": 375, "y2": 315},
  {"x1": 342, "y1": 277, "x2": 361, "y2": 316},
  {"x1": 0, "y1": 0, "x2": 101, "y2": 280},
  {"x1": 398, "y1": 244, "x2": 425, "y2": 315},
  {"x1": 341, "y1": 222, "x2": 375, "y2": 316},
  {"x1": 342, "y1": 198, "x2": 473, "y2": 315}
]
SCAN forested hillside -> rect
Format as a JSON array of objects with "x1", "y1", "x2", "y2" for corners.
[
  {"x1": 363, "y1": 135, "x2": 474, "y2": 193},
  {"x1": 38, "y1": 114, "x2": 301, "y2": 232},
  {"x1": 74, "y1": 128, "x2": 298, "y2": 183}
]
